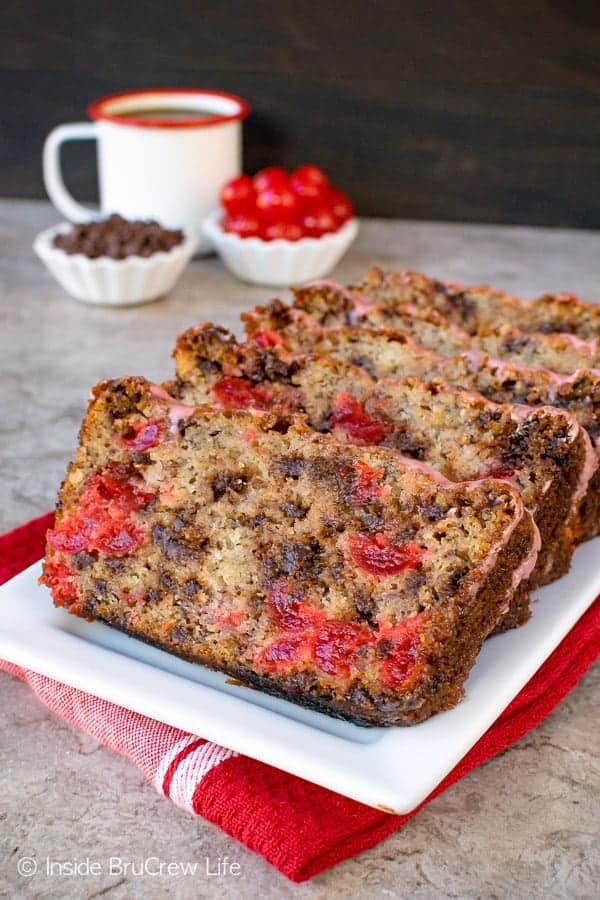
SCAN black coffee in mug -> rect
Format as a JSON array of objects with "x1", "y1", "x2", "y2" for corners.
[{"x1": 114, "y1": 107, "x2": 216, "y2": 121}]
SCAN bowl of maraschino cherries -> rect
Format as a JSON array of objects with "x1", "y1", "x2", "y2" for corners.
[{"x1": 202, "y1": 164, "x2": 358, "y2": 286}]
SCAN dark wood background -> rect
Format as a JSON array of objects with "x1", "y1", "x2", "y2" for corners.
[{"x1": 3, "y1": 1, "x2": 600, "y2": 227}]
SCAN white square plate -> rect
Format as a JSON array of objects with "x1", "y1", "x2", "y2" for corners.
[{"x1": 1, "y1": 547, "x2": 598, "y2": 813}]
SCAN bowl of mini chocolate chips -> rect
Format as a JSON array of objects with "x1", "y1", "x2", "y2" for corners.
[{"x1": 33, "y1": 214, "x2": 198, "y2": 305}]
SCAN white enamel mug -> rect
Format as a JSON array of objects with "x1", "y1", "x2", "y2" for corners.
[{"x1": 43, "y1": 88, "x2": 250, "y2": 252}]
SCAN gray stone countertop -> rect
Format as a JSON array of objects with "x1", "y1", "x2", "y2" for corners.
[{"x1": 1, "y1": 200, "x2": 598, "y2": 899}]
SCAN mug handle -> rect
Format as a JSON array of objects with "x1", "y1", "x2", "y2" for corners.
[{"x1": 43, "y1": 123, "x2": 99, "y2": 222}]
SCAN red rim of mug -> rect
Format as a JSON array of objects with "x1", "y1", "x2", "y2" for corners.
[{"x1": 87, "y1": 88, "x2": 251, "y2": 129}]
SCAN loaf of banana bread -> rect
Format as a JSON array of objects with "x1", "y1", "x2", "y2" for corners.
[{"x1": 41, "y1": 376, "x2": 539, "y2": 726}]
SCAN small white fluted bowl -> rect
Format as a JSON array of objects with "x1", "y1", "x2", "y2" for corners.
[
  {"x1": 202, "y1": 210, "x2": 359, "y2": 287},
  {"x1": 33, "y1": 222, "x2": 199, "y2": 306}
]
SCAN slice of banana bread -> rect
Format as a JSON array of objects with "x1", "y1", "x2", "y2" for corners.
[
  {"x1": 41, "y1": 376, "x2": 538, "y2": 726},
  {"x1": 171, "y1": 324, "x2": 590, "y2": 601},
  {"x1": 243, "y1": 306, "x2": 600, "y2": 445},
  {"x1": 282, "y1": 279, "x2": 600, "y2": 374},
  {"x1": 476, "y1": 324, "x2": 600, "y2": 375},
  {"x1": 354, "y1": 268, "x2": 600, "y2": 341},
  {"x1": 275, "y1": 282, "x2": 474, "y2": 355}
]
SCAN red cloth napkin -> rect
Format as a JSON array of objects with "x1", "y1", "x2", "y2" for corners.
[{"x1": 1, "y1": 513, "x2": 599, "y2": 882}]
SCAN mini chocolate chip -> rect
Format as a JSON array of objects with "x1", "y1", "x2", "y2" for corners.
[
  {"x1": 376, "y1": 639, "x2": 393, "y2": 659},
  {"x1": 274, "y1": 455, "x2": 305, "y2": 479},
  {"x1": 212, "y1": 471, "x2": 249, "y2": 500},
  {"x1": 182, "y1": 579, "x2": 200, "y2": 599},
  {"x1": 170, "y1": 626, "x2": 189, "y2": 643},
  {"x1": 91, "y1": 578, "x2": 108, "y2": 596},
  {"x1": 280, "y1": 501, "x2": 308, "y2": 519},
  {"x1": 73, "y1": 551, "x2": 96, "y2": 569},
  {"x1": 248, "y1": 513, "x2": 266, "y2": 527}
]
